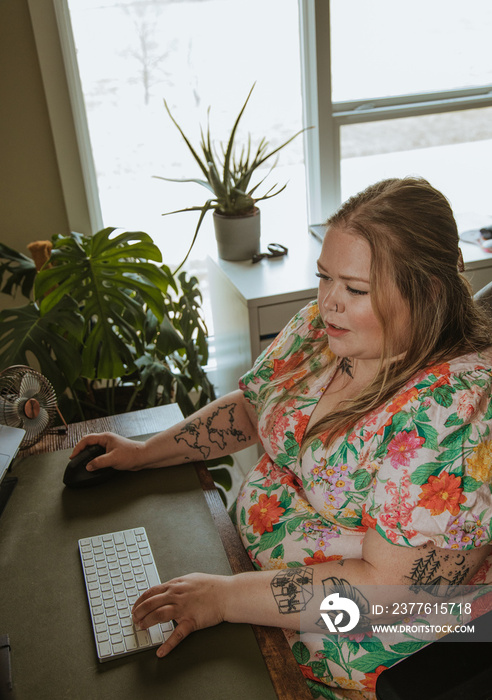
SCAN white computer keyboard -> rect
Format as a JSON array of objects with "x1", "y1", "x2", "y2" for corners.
[{"x1": 78, "y1": 527, "x2": 174, "y2": 662}]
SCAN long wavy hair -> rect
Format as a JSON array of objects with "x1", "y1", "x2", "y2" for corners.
[{"x1": 299, "y1": 177, "x2": 492, "y2": 449}]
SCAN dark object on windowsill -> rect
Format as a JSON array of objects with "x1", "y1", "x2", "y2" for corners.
[
  {"x1": 252, "y1": 243, "x2": 288, "y2": 264},
  {"x1": 479, "y1": 225, "x2": 492, "y2": 239}
]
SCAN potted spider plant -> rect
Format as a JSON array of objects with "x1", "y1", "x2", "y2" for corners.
[{"x1": 157, "y1": 85, "x2": 305, "y2": 266}]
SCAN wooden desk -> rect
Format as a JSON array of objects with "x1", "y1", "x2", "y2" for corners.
[{"x1": 20, "y1": 405, "x2": 311, "y2": 700}]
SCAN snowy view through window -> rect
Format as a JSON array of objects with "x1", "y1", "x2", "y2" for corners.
[{"x1": 68, "y1": 0, "x2": 492, "y2": 265}]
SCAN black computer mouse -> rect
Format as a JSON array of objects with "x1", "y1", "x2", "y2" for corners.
[{"x1": 63, "y1": 444, "x2": 118, "y2": 488}]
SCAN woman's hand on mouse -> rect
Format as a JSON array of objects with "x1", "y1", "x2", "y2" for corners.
[
  {"x1": 70, "y1": 433, "x2": 147, "y2": 472},
  {"x1": 132, "y1": 573, "x2": 230, "y2": 657}
]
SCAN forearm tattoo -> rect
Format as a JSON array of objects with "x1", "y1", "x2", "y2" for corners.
[
  {"x1": 174, "y1": 402, "x2": 248, "y2": 459},
  {"x1": 318, "y1": 576, "x2": 371, "y2": 630},
  {"x1": 271, "y1": 567, "x2": 314, "y2": 614},
  {"x1": 405, "y1": 545, "x2": 469, "y2": 595}
]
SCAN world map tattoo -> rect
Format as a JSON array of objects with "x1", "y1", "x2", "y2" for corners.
[
  {"x1": 271, "y1": 568, "x2": 314, "y2": 614},
  {"x1": 174, "y1": 402, "x2": 248, "y2": 459}
]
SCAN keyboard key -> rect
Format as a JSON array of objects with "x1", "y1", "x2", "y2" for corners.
[
  {"x1": 125, "y1": 635, "x2": 138, "y2": 651},
  {"x1": 97, "y1": 641, "x2": 112, "y2": 658},
  {"x1": 124, "y1": 530, "x2": 136, "y2": 545},
  {"x1": 136, "y1": 630, "x2": 151, "y2": 647},
  {"x1": 144, "y1": 564, "x2": 160, "y2": 588},
  {"x1": 149, "y1": 625, "x2": 163, "y2": 644}
]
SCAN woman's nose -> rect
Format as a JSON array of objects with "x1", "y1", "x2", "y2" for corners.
[{"x1": 321, "y1": 287, "x2": 344, "y2": 314}]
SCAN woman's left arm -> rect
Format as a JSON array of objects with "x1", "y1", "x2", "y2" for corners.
[{"x1": 132, "y1": 528, "x2": 491, "y2": 657}]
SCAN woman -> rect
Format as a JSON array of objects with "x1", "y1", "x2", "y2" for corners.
[{"x1": 73, "y1": 178, "x2": 492, "y2": 699}]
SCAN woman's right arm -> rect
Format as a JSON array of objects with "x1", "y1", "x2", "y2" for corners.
[{"x1": 70, "y1": 389, "x2": 259, "y2": 472}]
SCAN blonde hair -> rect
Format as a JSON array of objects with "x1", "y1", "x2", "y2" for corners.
[{"x1": 301, "y1": 177, "x2": 492, "y2": 449}]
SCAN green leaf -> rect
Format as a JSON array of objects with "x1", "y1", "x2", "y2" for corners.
[
  {"x1": 390, "y1": 411, "x2": 411, "y2": 432},
  {"x1": 483, "y1": 398, "x2": 492, "y2": 421},
  {"x1": 257, "y1": 523, "x2": 287, "y2": 553},
  {"x1": 360, "y1": 636, "x2": 386, "y2": 652},
  {"x1": 440, "y1": 424, "x2": 473, "y2": 448},
  {"x1": 286, "y1": 515, "x2": 308, "y2": 534},
  {"x1": 435, "y1": 447, "x2": 463, "y2": 463},
  {"x1": 271, "y1": 544, "x2": 285, "y2": 559},
  {"x1": 350, "y1": 650, "x2": 404, "y2": 673},
  {"x1": 416, "y1": 422, "x2": 440, "y2": 451},
  {"x1": 305, "y1": 679, "x2": 334, "y2": 698},
  {"x1": 345, "y1": 639, "x2": 360, "y2": 655},
  {"x1": 0, "y1": 298, "x2": 83, "y2": 395},
  {"x1": 275, "y1": 453, "x2": 295, "y2": 468},
  {"x1": 462, "y1": 475, "x2": 482, "y2": 492},
  {"x1": 156, "y1": 316, "x2": 187, "y2": 355},
  {"x1": 390, "y1": 640, "x2": 429, "y2": 654},
  {"x1": 353, "y1": 469, "x2": 373, "y2": 491},
  {"x1": 322, "y1": 638, "x2": 341, "y2": 665},
  {"x1": 410, "y1": 462, "x2": 443, "y2": 485},
  {"x1": 445, "y1": 412, "x2": 464, "y2": 428},
  {"x1": 207, "y1": 467, "x2": 232, "y2": 492},
  {"x1": 309, "y1": 660, "x2": 327, "y2": 679},
  {"x1": 0, "y1": 242, "x2": 37, "y2": 299},
  {"x1": 433, "y1": 386, "x2": 454, "y2": 408},
  {"x1": 284, "y1": 434, "x2": 300, "y2": 457},
  {"x1": 291, "y1": 641, "x2": 310, "y2": 665}
]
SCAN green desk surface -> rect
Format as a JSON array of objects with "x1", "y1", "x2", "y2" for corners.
[{"x1": 0, "y1": 445, "x2": 278, "y2": 699}]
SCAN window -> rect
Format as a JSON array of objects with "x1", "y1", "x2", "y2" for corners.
[
  {"x1": 300, "y1": 0, "x2": 492, "y2": 226},
  {"x1": 31, "y1": 0, "x2": 492, "y2": 248},
  {"x1": 58, "y1": 0, "x2": 307, "y2": 265}
]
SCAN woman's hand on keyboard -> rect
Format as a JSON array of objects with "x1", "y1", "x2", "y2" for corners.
[
  {"x1": 70, "y1": 433, "x2": 147, "y2": 471},
  {"x1": 131, "y1": 572, "x2": 228, "y2": 657}
]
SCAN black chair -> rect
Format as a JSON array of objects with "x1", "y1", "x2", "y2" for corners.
[
  {"x1": 376, "y1": 282, "x2": 492, "y2": 700},
  {"x1": 375, "y1": 611, "x2": 492, "y2": 700}
]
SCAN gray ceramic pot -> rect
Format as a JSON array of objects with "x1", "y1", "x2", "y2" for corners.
[{"x1": 213, "y1": 207, "x2": 261, "y2": 261}]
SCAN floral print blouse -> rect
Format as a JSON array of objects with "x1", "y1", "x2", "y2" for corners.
[{"x1": 235, "y1": 301, "x2": 492, "y2": 700}]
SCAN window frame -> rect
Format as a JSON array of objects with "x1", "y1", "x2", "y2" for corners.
[
  {"x1": 298, "y1": 0, "x2": 492, "y2": 224},
  {"x1": 27, "y1": 0, "x2": 103, "y2": 235}
]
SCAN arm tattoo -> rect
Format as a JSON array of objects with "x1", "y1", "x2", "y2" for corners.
[
  {"x1": 175, "y1": 417, "x2": 211, "y2": 459},
  {"x1": 174, "y1": 402, "x2": 248, "y2": 459},
  {"x1": 318, "y1": 576, "x2": 371, "y2": 630},
  {"x1": 405, "y1": 547, "x2": 469, "y2": 596},
  {"x1": 271, "y1": 568, "x2": 314, "y2": 614}
]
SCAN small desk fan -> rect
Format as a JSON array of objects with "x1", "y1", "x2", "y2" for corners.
[{"x1": 0, "y1": 365, "x2": 60, "y2": 449}]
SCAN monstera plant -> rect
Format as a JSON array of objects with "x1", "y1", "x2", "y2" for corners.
[
  {"x1": 0, "y1": 228, "x2": 212, "y2": 415},
  {"x1": 0, "y1": 228, "x2": 232, "y2": 496}
]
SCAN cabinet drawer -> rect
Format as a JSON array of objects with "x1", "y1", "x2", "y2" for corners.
[{"x1": 258, "y1": 298, "x2": 313, "y2": 337}]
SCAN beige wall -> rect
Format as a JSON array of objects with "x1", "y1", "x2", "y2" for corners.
[{"x1": 0, "y1": 0, "x2": 70, "y2": 259}]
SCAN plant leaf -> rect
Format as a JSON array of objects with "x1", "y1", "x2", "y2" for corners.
[
  {"x1": 0, "y1": 242, "x2": 37, "y2": 299},
  {"x1": 33, "y1": 229, "x2": 170, "y2": 380},
  {"x1": 0, "y1": 298, "x2": 83, "y2": 394}
]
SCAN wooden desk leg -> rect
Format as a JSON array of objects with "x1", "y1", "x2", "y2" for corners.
[{"x1": 195, "y1": 463, "x2": 312, "y2": 700}]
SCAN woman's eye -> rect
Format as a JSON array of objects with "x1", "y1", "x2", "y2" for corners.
[
  {"x1": 347, "y1": 286, "x2": 368, "y2": 296},
  {"x1": 315, "y1": 272, "x2": 330, "y2": 281}
]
